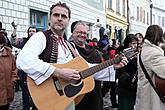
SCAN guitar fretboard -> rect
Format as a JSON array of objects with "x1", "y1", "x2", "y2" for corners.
[{"x1": 80, "y1": 57, "x2": 121, "y2": 79}]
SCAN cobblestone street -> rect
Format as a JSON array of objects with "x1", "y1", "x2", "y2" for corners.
[
  {"x1": 10, "y1": 91, "x2": 23, "y2": 110},
  {"x1": 10, "y1": 90, "x2": 116, "y2": 110}
]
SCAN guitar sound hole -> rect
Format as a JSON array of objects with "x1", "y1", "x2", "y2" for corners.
[
  {"x1": 64, "y1": 81, "x2": 84, "y2": 97},
  {"x1": 74, "y1": 79, "x2": 81, "y2": 84}
]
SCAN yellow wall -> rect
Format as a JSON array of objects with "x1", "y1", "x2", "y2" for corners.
[{"x1": 105, "y1": 0, "x2": 128, "y2": 41}]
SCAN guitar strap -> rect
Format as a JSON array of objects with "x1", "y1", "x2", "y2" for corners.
[
  {"x1": 65, "y1": 40, "x2": 79, "y2": 57},
  {"x1": 40, "y1": 30, "x2": 64, "y2": 95},
  {"x1": 40, "y1": 30, "x2": 79, "y2": 96}
]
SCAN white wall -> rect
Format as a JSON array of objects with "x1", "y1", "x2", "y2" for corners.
[
  {"x1": 0, "y1": 0, "x2": 106, "y2": 40},
  {"x1": 0, "y1": 0, "x2": 56, "y2": 38},
  {"x1": 129, "y1": 0, "x2": 151, "y2": 35},
  {"x1": 152, "y1": 0, "x2": 165, "y2": 31},
  {"x1": 65, "y1": 0, "x2": 106, "y2": 40}
]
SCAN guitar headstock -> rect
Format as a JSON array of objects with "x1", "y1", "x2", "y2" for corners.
[
  {"x1": 11, "y1": 21, "x2": 17, "y2": 29},
  {"x1": 122, "y1": 47, "x2": 138, "y2": 61}
]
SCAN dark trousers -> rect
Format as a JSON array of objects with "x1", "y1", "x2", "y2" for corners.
[
  {"x1": 102, "y1": 81, "x2": 117, "y2": 107},
  {"x1": 14, "y1": 79, "x2": 20, "y2": 92},
  {"x1": 19, "y1": 70, "x2": 30, "y2": 110},
  {"x1": 118, "y1": 95, "x2": 136, "y2": 110},
  {"x1": 0, "y1": 104, "x2": 9, "y2": 110},
  {"x1": 19, "y1": 70, "x2": 38, "y2": 110},
  {"x1": 76, "y1": 80, "x2": 103, "y2": 110}
]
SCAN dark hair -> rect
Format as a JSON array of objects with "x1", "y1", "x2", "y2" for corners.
[
  {"x1": 0, "y1": 33, "x2": 6, "y2": 45},
  {"x1": 50, "y1": 1, "x2": 71, "y2": 19},
  {"x1": 71, "y1": 20, "x2": 86, "y2": 33},
  {"x1": 27, "y1": 25, "x2": 38, "y2": 38},
  {"x1": 92, "y1": 38, "x2": 98, "y2": 42},
  {"x1": 111, "y1": 39, "x2": 117, "y2": 46},
  {"x1": 99, "y1": 27, "x2": 105, "y2": 39},
  {"x1": 0, "y1": 22, "x2": 2, "y2": 29},
  {"x1": 144, "y1": 25, "x2": 164, "y2": 46},
  {"x1": 124, "y1": 34, "x2": 138, "y2": 48},
  {"x1": 71, "y1": 21, "x2": 78, "y2": 33},
  {"x1": 135, "y1": 33, "x2": 143, "y2": 38}
]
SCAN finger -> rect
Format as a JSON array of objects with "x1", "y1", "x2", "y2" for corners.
[
  {"x1": 73, "y1": 74, "x2": 80, "y2": 78},
  {"x1": 120, "y1": 61, "x2": 127, "y2": 66},
  {"x1": 122, "y1": 57, "x2": 128, "y2": 63}
]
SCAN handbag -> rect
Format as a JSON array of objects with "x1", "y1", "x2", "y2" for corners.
[{"x1": 139, "y1": 51, "x2": 165, "y2": 102}]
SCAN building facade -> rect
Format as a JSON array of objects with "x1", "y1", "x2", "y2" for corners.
[
  {"x1": 105, "y1": 0, "x2": 128, "y2": 44},
  {"x1": 128, "y1": 0, "x2": 151, "y2": 35},
  {"x1": 151, "y1": 0, "x2": 165, "y2": 31},
  {"x1": 64, "y1": 0, "x2": 106, "y2": 40},
  {"x1": 0, "y1": 0, "x2": 106, "y2": 41}
]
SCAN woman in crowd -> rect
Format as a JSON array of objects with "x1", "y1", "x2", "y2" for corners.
[
  {"x1": 135, "y1": 25, "x2": 165, "y2": 110},
  {"x1": 10, "y1": 24, "x2": 38, "y2": 110},
  {"x1": 117, "y1": 34, "x2": 138, "y2": 110}
]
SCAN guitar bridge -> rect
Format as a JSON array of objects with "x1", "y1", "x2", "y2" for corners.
[{"x1": 53, "y1": 77, "x2": 64, "y2": 96}]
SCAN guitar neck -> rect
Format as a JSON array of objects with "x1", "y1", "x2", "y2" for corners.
[{"x1": 80, "y1": 57, "x2": 121, "y2": 79}]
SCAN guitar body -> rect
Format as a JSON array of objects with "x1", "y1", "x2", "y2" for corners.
[
  {"x1": 27, "y1": 57, "x2": 95, "y2": 110},
  {"x1": 155, "y1": 75, "x2": 165, "y2": 94},
  {"x1": 27, "y1": 48, "x2": 138, "y2": 110}
]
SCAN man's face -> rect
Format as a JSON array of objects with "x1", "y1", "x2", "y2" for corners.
[
  {"x1": 50, "y1": 6, "x2": 69, "y2": 31},
  {"x1": 72, "y1": 24, "x2": 88, "y2": 46},
  {"x1": 28, "y1": 28, "x2": 37, "y2": 37}
]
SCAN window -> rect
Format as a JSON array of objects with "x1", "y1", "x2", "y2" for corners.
[
  {"x1": 116, "y1": 0, "x2": 120, "y2": 13},
  {"x1": 158, "y1": 16, "x2": 161, "y2": 25},
  {"x1": 130, "y1": 4, "x2": 135, "y2": 20},
  {"x1": 143, "y1": 10, "x2": 145, "y2": 23},
  {"x1": 30, "y1": 9, "x2": 48, "y2": 31},
  {"x1": 162, "y1": 17, "x2": 165, "y2": 27},
  {"x1": 147, "y1": 12, "x2": 149, "y2": 25},
  {"x1": 140, "y1": 7, "x2": 143, "y2": 22},
  {"x1": 152, "y1": 14, "x2": 155, "y2": 24},
  {"x1": 108, "y1": 0, "x2": 113, "y2": 9},
  {"x1": 137, "y1": 7, "x2": 139, "y2": 21},
  {"x1": 122, "y1": 0, "x2": 126, "y2": 17}
]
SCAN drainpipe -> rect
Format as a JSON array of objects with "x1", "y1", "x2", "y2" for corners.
[
  {"x1": 150, "y1": 3, "x2": 153, "y2": 25},
  {"x1": 126, "y1": 0, "x2": 130, "y2": 35}
]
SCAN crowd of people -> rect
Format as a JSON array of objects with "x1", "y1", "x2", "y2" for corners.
[{"x1": 0, "y1": 1, "x2": 165, "y2": 110}]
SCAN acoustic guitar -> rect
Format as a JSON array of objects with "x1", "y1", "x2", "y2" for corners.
[{"x1": 27, "y1": 48, "x2": 138, "y2": 110}]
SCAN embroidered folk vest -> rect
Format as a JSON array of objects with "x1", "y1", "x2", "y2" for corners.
[{"x1": 39, "y1": 29, "x2": 75, "y2": 63}]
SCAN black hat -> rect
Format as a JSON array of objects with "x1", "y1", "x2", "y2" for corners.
[{"x1": 71, "y1": 21, "x2": 78, "y2": 33}]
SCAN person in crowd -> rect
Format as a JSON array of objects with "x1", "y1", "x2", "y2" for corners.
[
  {"x1": 11, "y1": 23, "x2": 38, "y2": 49},
  {"x1": 0, "y1": 21, "x2": 12, "y2": 49},
  {"x1": 11, "y1": 23, "x2": 38, "y2": 110},
  {"x1": 135, "y1": 33, "x2": 143, "y2": 52},
  {"x1": 16, "y1": 2, "x2": 128, "y2": 110},
  {"x1": 117, "y1": 34, "x2": 138, "y2": 110},
  {"x1": 161, "y1": 32, "x2": 165, "y2": 55},
  {"x1": 88, "y1": 38, "x2": 98, "y2": 47},
  {"x1": 102, "y1": 38, "x2": 120, "y2": 108},
  {"x1": 135, "y1": 25, "x2": 165, "y2": 110},
  {"x1": 135, "y1": 33, "x2": 143, "y2": 46},
  {"x1": 69, "y1": 20, "x2": 128, "y2": 110},
  {"x1": 0, "y1": 33, "x2": 18, "y2": 110},
  {"x1": 70, "y1": 20, "x2": 103, "y2": 110}
]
